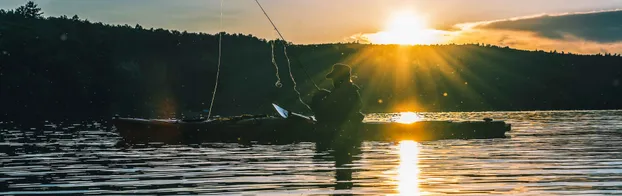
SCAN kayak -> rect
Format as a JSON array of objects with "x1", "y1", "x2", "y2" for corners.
[{"x1": 113, "y1": 104, "x2": 511, "y2": 144}]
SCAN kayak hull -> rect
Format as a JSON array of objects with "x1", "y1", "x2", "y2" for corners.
[{"x1": 113, "y1": 116, "x2": 511, "y2": 144}]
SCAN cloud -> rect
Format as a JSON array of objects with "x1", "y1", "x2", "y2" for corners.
[
  {"x1": 468, "y1": 9, "x2": 622, "y2": 43},
  {"x1": 451, "y1": 28, "x2": 622, "y2": 54},
  {"x1": 350, "y1": 9, "x2": 622, "y2": 54}
]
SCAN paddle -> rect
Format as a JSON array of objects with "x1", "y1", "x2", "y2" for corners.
[{"x1": 272, "y1": 103, "x2": 316, "y2": 122}]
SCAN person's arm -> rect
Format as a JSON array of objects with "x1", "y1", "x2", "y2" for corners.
[
  {"x1": 354, "y1": 90, "x2": 364, "y2": 121},
  {"x1": 347, "y1": 85, "x2": 365, "y2": 122},
  {"x1": 311, "y1": 89, "x2": 331, "y2": 109},
  {"x1": 311, "y1": 89, "x2": 331, "y2": 122},
  {"x1": 350, "y1": 84, "x2": 363, "y2": 112}
]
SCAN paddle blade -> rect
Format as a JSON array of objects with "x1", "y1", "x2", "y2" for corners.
[{"x1": 272, "y1": 103, "x2": 289, "y2": 118}]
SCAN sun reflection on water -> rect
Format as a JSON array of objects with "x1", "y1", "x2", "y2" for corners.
[
  {"x1": 395, "y1": 112, "x2": 423, "y2": 124},
  {"x1": 397, "y1": 140, "x2": 421, "y2": 195}
]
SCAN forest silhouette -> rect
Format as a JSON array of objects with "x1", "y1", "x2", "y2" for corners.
[{"x1": 1, "y1": 2, "x2": 621, "y2": 123}]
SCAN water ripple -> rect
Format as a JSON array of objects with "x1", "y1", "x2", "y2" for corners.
[{"x1": 1, "y1": 110, "x2": 621, "y2": 195}]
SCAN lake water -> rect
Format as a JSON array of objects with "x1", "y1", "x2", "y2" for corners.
[{"x1": 1, "y1": 110, "x2": 621, "y2": 195}]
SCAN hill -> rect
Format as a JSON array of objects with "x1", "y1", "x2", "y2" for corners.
[{"x1": 1, "y1": 2, "x2": 621, "y2": 122}]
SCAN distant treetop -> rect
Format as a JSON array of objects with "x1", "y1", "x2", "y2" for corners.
[{"x1": 14, "y1": 1, "x2": 43, "y2": 18}]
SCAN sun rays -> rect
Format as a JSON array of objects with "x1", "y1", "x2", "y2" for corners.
[
  {"x1": 317, "y1": 11, "x2": 498, "y2": 113},
  {"x1": 327, "y1": 43, "x2": 499, "y2": 113},
  {"x1": 304, "y1": 12, "x2": 524, "y2": 113}
]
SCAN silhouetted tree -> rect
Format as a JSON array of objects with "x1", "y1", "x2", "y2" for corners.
[{"x1": 14, "y1": 1, "x2": 43, "y2": 18}]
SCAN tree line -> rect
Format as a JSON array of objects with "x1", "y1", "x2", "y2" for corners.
[{"x1": 1, "y1": 2, "x2": 621, "y2": 123}]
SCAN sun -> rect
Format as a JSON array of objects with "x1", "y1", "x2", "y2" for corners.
[{"x1": 367, "y1": 11, "x2": 438, "y2": 45}]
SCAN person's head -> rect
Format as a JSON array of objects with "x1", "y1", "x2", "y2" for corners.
[{"x1": 326, "y1": 63, "x2": 352, "y2": 84}]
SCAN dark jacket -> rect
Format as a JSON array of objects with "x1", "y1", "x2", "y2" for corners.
[{"x1": 311, "y1": 82, "x2": 364, "y2": 125}]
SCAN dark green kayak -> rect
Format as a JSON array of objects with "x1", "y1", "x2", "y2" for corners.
[{"x1": 113, "y1": 104, "x2": 511, "y2": 144}]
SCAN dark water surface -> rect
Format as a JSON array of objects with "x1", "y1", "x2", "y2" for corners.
[{"x1": 1, "y1": 110, "x2": 621, "y2": 195}]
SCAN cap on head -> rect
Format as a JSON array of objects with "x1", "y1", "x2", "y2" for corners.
[{"x1": 326, "y1": 63, "x2": 352, "y2": 80}]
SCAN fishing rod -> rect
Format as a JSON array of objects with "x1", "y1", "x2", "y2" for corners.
[
  {"x1": 254, "y1": 0, "x2": 321, "y2": 91},
  {"x1": 207, "y1": 0, "x2": 224, "y2": 119}
]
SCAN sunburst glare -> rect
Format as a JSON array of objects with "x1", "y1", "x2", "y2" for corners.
[{"x1": 368, "y1": 11, "x2": 441, "y2": 45}]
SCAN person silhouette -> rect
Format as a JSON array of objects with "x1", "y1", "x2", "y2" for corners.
[
  {"x1": 311, "y1": 63, "x2": 365, "y2": 148},
  {"x1": 311, "y1": 63, "x2": 364, "y2": 125}
]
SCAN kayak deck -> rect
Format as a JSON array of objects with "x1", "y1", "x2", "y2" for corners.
[{"x1": 113, "y1": 115, "x2": 511, "y2": 144}]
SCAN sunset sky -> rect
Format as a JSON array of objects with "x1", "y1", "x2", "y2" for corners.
[{"x1": 2, "y1": 0, "x2": 621, "y2": 54}]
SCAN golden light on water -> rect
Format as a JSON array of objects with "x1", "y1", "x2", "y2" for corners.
[
  {"x1": 368, "y1": 11, "x2": 440, "y2": 45},
  {"x1": 397, "y1": 140, "x2": 421, "y2": 195},
  {"x1": 395, "y1": 112, "x2": 423, "y2": 124}
]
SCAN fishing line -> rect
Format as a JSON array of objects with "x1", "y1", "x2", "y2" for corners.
[
  {"x1": 207, "y1": 0, "x2": 223, "y2": 119},
  {"x1": 254, "y1": 0, "x2": 316, "y2": 111},
  {"x1": 271, "y1": 40, "x2": 282, "y2": 88},
  {"x1": 282, "y1": 41, "x2": 312, "y2": 111},
  {"x1": 254, "y1": 0, "x2": 319, "y2": 90}
]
